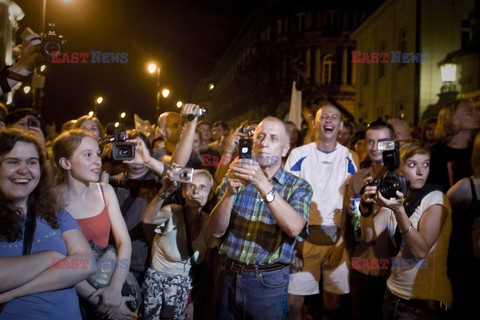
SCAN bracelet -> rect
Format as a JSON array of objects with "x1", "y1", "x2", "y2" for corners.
[
  {"x1": 400, "y1": 223, "x2": 414, "y2": 235},
  {"x1": 157, "y1": 192, "x2": 169, "y2": 200}
]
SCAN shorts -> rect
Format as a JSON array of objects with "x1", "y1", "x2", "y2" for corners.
[{"x1": 288, "y1": 241, "x2": 350, "y2": 295}]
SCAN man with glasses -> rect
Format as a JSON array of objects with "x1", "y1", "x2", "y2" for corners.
[
  {"x1": 345, "y1": 120, "x2": 395, "y2": 320},
  {"x1": 286, "y1": 104, "x2": 356, "y2": 320}
]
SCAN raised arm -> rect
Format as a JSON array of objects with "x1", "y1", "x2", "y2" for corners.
[
  {"x1": 170, "y1": 104, "x2": 200, "y2": 166},
  {"x1": 143, "y1": 172, "x2": 178, "y2": 225}
]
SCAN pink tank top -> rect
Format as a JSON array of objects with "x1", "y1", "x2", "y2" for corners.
[{"x1": 76, "y1": 184, "x2": 111, "y2": 247}]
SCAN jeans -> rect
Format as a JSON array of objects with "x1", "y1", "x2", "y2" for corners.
[
  {"x1": 383, "y1": 290, "x2": 450, "y2": 320},
  {"x1": 216, "y1": 264, "x2": 290, "y2": 320}
]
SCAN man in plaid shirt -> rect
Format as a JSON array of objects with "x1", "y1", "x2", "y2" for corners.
[{"x1": 207, "y1": 117, "x2": 313, "y2": 320}]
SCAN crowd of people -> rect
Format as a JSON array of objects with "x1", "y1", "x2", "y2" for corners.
[{"x1": 0, "y1": 28, "x2": 479, "y2": 320}]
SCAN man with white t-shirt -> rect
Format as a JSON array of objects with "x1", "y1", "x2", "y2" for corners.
[{"x1": 285, "y1": 104, "x2": 356, "y2": 320}]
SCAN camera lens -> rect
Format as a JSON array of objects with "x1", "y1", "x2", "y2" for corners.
[
  {"x1": 380, "y1": 182, "x2": 397, "y2": 199},
  {"x1": 43, "y1": 40, "x2": 61, "y2": 57}
]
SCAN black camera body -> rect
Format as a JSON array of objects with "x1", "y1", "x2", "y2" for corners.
[
  {"x1": 42, "y1": 24, "x2": 67, "y2": 60},
  {"x1": 112, "y1": 131, "x2": 135, "y2": 161},
  {"x1": 366, "y1": 139, "x2": 409, "y2": 199},
  {"x1": 238, "y1": 125, "x2": 255, "y2": 159}
]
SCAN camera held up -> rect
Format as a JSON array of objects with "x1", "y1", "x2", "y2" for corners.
[
  {"x1": 363, "y1": 139, "x2": 409, "y2": 199},
  {"x1": 238, "y1": 125, "x2": 255, "y2": 159},
  {"x1": 103, "y1": 131, "x2": 135, "y2": 161},
  {"x1": 171, "y1": 165, "x2": 194, "y2": 183},
  {"x1": 182, "y1": 107, "x2": 207, "y2": 121},
  {"x1": 22, "y1": 24, "x2": 67, "y2": 61}
]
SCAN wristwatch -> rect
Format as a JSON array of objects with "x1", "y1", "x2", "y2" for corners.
[{"x1": 263, "y1": 187, "x2": 276, "y2": 203}]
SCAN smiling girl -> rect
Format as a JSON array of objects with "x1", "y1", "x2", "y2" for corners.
[{"x1": 52, "y1": 129, "x2": 134, "y2": 320}]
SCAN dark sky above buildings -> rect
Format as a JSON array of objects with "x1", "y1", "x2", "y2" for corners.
[{"x1": 16, "y1": 0, "x2": 257, "y2": 126}]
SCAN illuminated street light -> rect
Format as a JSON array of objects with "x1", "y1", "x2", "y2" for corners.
[
  {"x1": 88, "y1": 111, "x2": 94, "y2": 117},
  {"x1": 114, "y1": 122, "x2": 120, "y2": 128},
  {"x1": 23, "y1": 86, "x2": 31, "y2": 94},
  {"x1": 208, "y1": 83, "x2": 215, "y2": 90},
  {"x1": 94, "y1": 96, "x2": 103, "y2": 116},
  {"x1": 40, "y1": 65, "x2": 46, "y2": 72},
  {"x1": 147, "y1": 63, "x2": 161, "y2": 119},
  {"x1": 176, "y1": 101, "x2": 183, "y2": 108},
  {"x1": 162, "y1": 88, "x2": 170, "y2": 98},
  {"x1": 147, "y1": 63, "x2": 158, "y2": 74},
  {"x1": 120, "y1": 112, "x2": 126, "y2": 119}
]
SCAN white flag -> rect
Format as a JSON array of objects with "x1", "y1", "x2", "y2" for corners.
[
  {"x1": 289, "y1": 81, "x2": 302, "y2": 130},
  {"x1": 134, "y1": 114, "x2": 153, "y2": 137}
]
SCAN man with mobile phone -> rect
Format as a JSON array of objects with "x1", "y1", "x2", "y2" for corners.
[{"x1": 207, "y1": 116, "x2": 313, "y2": 319}]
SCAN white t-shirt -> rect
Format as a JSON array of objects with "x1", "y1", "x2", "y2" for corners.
[
  {"x1": 150, "y1": 205, "x2": 211, "y2": 276},
  {"x1": 285, "y1": 142, "x2": 356, "y2": 226},
  {"x1": 386, "y1": 191, "x2": 452, "y2": 307}
]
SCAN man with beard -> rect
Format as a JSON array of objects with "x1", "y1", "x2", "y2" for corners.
[{"x1": 286, "y1": 104, "x2": 356, "y2": 320}]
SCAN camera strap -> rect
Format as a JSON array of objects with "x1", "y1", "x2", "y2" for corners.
[{"x1": 393, "y1": 183, "x2": 443, "y2": 250}]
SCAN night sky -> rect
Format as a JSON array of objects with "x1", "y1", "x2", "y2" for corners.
[{"x1": 16, "y1": 0, "x2": 256, "y2": 127}]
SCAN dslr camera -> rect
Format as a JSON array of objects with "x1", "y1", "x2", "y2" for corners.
[
  {"x1": 111, "y1": 131, "x2": 135, "y2": 161},
  {"x1": 364, "y1": 139, "x2": 409, "y2": 199},
  {"x1": 171, "y1": 165, "x2": 194, "y2": 183},
  {"x1": 41, "y1": 23, "x2": 67, "y2": 60},
  {"x1": 21, "y1": 24, "x2": 67, "y2": 61}
]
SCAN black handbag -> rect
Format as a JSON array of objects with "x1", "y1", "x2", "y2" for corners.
[{"x1": 87, "y1": 241, "x2": 142, "y2": 312}]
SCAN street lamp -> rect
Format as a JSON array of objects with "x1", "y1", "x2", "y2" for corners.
[
  {"x1": 176, "y1": 101, "x2": 183, "y2": 108},
  {"x1": 120, "y1": 112, "x2": 126, "y2": 119},
  {"x1": 88, "y1": 111, "x2": 94, "y2": 117},
  {"x1": 147, "y1": 63, "x2": 161, "y2": 120},
  {"x1": 162, "y1": 88, "x2": 170, "y2": 98},
  {"x1": 23, "y1": 86, "x2": 31, "y2": 94},
  {"x1": 94, "y1": 96, "x2": 103, "y2": 116}
]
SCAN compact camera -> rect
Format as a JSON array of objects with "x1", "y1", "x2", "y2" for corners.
[
  {"x1": 238, "y1": 125, "x2": 254, "y2": 159},
  {"x1": 183, "y1": 107, "x2": 208, "y2": 121},
  {"x1": 364, "y1": 139, "x2": 409, "y2": 199},
  {"x1": 111, "y1": 131, "x2": 135, "y2": 161},
  {"x1": 171, "y1": 165, "x2": 194, "y2": 183}
]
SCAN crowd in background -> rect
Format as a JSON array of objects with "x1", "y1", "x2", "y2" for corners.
[{"x1": 0, "y1": 28, "x2": 479, "y2": 320}]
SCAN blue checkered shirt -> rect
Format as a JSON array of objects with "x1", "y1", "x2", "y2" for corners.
[{"x1": 217, "y1": 167, "x2": 313, "y2": 265}]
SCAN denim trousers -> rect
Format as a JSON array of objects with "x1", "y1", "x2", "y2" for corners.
[
  {"x1": 216, "y1": 264, "x2": 290, "y2": 320},
  {"x1": 383, "y1": 290, "x2": 450, "y2": 320}
]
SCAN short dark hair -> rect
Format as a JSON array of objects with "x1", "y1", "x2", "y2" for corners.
[
  {"x1": 4, "y1": 108, "x2": 45, "y2": 133},
  {"x1": 213, "y1": 121, "x2": 229, "y2": 132},
  {"x1": 366, "y1": 119, "x2": 395, "y2": 138}
]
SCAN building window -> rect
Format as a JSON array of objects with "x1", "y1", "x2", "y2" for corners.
[
  {"x1": 398, "y1": 28, "x2": 407, "y2": 68},
  {"x1": 294, "y1": 12, "x2": 305, "y2": 32},
  {"x1": 324, "y1": 10, "x2": 338, "y2": 28},
  {"x1": 275, "y1": 18, "x2": 282, "y2": 36},
  {"x1": 322, "y1": 54, "x2": 336, "y2": 84},
  {"x1": 378, "y1": 41, "x2": 386, "y2": 78},
  {"x1": 362, "y1": 64, "x2": 369, "y2": 86},
  {"x1": 377, "y1": 107, "x2": 384, "y2": 119}
]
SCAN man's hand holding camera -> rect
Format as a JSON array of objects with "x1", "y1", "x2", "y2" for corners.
[
  {"x1": 180, "y1": 103, "x2": 202, "y2": 122},
  {"x1": 226, "y1": 158, "x2": 272, "y2": 196}
]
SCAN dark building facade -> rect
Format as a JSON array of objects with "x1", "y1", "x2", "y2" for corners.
[{"x1": 192, "y1": 0, "x2": 384, "y2": 125}]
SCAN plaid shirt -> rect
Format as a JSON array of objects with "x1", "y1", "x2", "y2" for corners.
[{"x1": 217, "y1": 167, "x2": 313, "y2": 265}]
